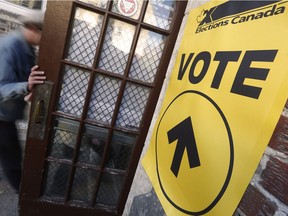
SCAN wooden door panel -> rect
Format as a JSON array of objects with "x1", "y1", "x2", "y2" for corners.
[
  {"x1": 21, "y1": 1, "x2": 73, "y2": 201},
  {"x1": 20, "y1": 1, "x2": 187, "y2": 215}
]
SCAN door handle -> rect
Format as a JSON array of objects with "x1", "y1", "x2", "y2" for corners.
[
  {"x1": 28, "y1": 81, "x2": 53, "y2": 140},
  {"x1": 33, "y1": 99, "x2": 45, "y2": 124}
]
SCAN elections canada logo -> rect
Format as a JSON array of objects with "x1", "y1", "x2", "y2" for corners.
[{"x1": 196, "y1": 0, "x2": 285, "y2": 34}]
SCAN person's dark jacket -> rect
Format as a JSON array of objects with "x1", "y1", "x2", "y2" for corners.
[{"x1": 0, "y1": 31, "x2": 36, "y2": 122}]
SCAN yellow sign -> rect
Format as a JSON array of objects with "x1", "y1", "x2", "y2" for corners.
[{"x1": 142, "y1": 1, "x2": 288, "y2": 215}]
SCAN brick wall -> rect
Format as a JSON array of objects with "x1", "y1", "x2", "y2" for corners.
[{"x1": 237, "y1": 103, "x2": 288, "y2": 215}]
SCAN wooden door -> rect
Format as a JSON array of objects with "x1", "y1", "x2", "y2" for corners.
[{"x1": 19, "y1": 1, "x2": 187, "y2": 215}]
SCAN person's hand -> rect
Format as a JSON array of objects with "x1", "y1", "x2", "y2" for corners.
[
  {"x1": 28, "y1": 65, "x2": 46, "y2": 91},
  {"x1": 24, "y1": 92, "x2": 33, "y2": 102}
]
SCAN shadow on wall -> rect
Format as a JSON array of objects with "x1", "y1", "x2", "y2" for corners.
[{"x1": 129, "y1": 188, "x2": 165, "y2": 216}]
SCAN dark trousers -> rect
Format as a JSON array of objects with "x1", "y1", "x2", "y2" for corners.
[{"x1": 0, "y1": 121, "x2": 22, "y2": 192}]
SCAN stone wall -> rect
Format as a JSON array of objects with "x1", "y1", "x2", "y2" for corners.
[{"x1": 237, "y1": 103, "x2": 288, "y2": 216}]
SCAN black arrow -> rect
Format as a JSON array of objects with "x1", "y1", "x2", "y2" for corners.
[{"x1": 167, "y1": 117, "x2": 201, "y2": 177}]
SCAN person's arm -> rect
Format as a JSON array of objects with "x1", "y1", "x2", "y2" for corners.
[
  {"x1": 0, "y1": 50, "x2": 46, "y2": 102},
  {"x1": 0, "y1": 48, "x2": 29, "y2": 102}
]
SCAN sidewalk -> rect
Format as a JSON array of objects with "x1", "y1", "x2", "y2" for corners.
[
  {"x1": 0, "y1": 166, "x2": 19, "y2": 216},
  {"x1": 0, "y1": 120, "x2": 27, "y2": 216}
]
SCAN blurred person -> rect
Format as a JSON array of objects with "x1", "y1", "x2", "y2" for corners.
[{"x1": 0, "y1": 11, "x2": 46, "y2": 192}]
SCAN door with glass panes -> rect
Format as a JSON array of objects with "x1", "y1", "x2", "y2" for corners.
[{"x1": 19, "y1": 0, "x2": 187, "y2": 215}]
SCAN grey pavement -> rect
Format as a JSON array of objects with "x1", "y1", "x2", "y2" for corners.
[
  {"x1": 0, "y1": 167, "x2": 19, "y2": 216},
  {"x1": 0, "y1": 122, "x2": 27, "y2": 216}
]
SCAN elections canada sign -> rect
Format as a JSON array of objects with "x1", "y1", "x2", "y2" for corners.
[
  {"x1": 196, "y1": 1, "x2": 285, "y2": 33},
  {"x1": 143, "y1": 1, "x2": 288, "y2": 215}
]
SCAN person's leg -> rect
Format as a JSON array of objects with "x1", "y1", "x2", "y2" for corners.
[{"x1": 0, "y1": 122, "x2": 22, "y2": 192}]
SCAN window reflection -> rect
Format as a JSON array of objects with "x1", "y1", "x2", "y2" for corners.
[
  {"x1": 144, "y1": 0, "x2": 176, "y2": 30},
  {"x1": 66, "y1": 8, "x2": 103, "y2": 67},
  {"x1": 129, "y1": 29, "x2": 166, "y2": 83},
  {"x1": 98, "y1": 18, "x2": 135, "y2": 74},
  {"x1": 78, "y1": 0, "x2": 108, "y2": 9},
  {"x1": 5, "y1": 0, "x2": 43, "y2": 9},
  {"x1": 78, "y1": 124, "x2": 108, "y2": 167}
]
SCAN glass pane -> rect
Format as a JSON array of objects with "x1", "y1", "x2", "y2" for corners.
[
  {"x1": 111, "y1": 0, "x2": 143, "y2": 20},
  {"x1": 129, "y1": 29, "x2": 166, "y2": 83},
  {"x1": 96, "y1": 173, "x2": 125, "y2": 207},
  {"x1": 144, "y1": 0, "x2": 176, "y2": 30},
  {"x1": 105, "y1": 131, "x2": 136, "y2": 171},
  {"x1": 48, "y1": 118, "x2": 79, "y2": 160},
  {"x1": 115, "y1": 82, "x2": 150, "y2": 130},
  {"x1": 66, "y1": 8, "x2": 103, "y2": 67},
  {"x1": 70, "y1": 168, "x2": 99, "y2": 204},
  {"x1": 41, "y1": 162, "x2": 71, "y2": 202},
  {"x1": 87, "y1": 74, "x2": 121, "y2": 124},
  {"x1": 78, "y1": 0, "x2": 108, "y2": 8},
  {"x1": 57, "y1": 65, "x2": 90, "y2": 118},
  {"x1": 98, "y1": 19, "x2": 135, "y2": 75},
  {"x1": 77, "y1": 124, "x2": 108, "y2": 166}
]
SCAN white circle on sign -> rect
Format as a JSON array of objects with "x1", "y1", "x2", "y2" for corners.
[{"x1": 117, "y1": 0, "x2": 138, "y2": 17}]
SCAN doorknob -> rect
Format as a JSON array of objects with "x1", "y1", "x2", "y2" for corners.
[{"x1": 28, "y1": 81, "x2": 53, "y2": 140}]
